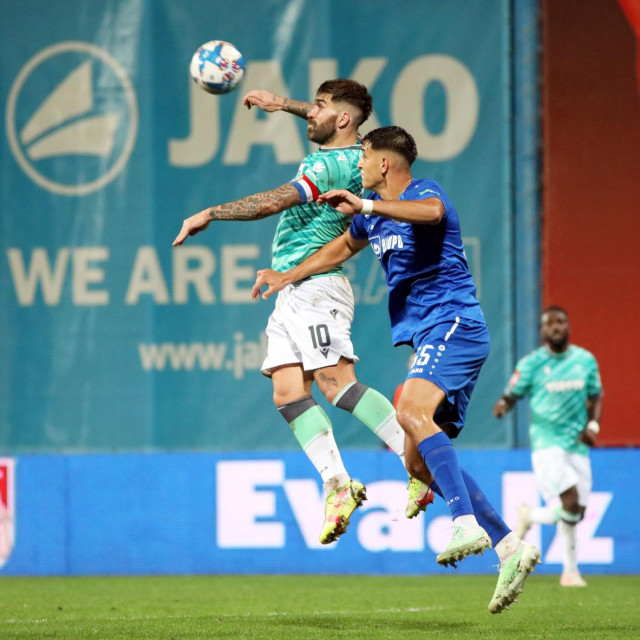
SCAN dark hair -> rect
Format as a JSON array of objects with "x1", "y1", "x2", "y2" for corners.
[
  {"x1": 362, "y1": 126, "x2": 418, "y2": 166},
  {"x1": 540, "y1": 306, "x2": 569, "y2": 322},
  {"x1": 316, "y1": 79, "x2": 373, "y2": 127},
  {"x1": 542, "y1": 305, "x2": 568, "y2": 316}
]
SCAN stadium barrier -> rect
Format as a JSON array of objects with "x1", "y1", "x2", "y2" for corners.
[{"x1": 0, "y1": 448, "x2": 635, "y2": 576}]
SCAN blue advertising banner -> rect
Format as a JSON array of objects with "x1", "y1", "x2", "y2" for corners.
[
  {"x1": 1, "y1": 1, "x2": 518, "y2": 451},
  {"x1": 0, "y1": 449, "x2": 634, "y2": 576}
]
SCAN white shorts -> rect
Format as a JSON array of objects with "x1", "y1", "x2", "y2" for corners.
[
  {"x1": 261, "y1": 275, "x2": 359, "y2": 376},
  {"x1": 531, "y1": 446, "x2": 592, "y2": 507}
]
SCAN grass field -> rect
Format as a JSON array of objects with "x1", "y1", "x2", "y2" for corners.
[{"x1": 1, "y1": 574, "x2": 638, "y2": 639}]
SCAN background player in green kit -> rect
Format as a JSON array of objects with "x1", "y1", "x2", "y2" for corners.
[
  {"x1": 173, "y1": 80, "x2": 432, "y2": 544},
  {"x1": 493, "y1": 306, "x2": 603, "y2": 587}
]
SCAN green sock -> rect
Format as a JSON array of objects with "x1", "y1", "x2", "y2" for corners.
[
  {"x1": 333, "y1": 382, "x2": 405, "y2": 458},
  {"x1": 277, "y1": 396, "x2": 348, "y2": 487}
]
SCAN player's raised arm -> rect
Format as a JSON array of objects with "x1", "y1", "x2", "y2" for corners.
[
  {"x1": 319, "y1": 190, "x2": 444, "y2": 224},
  {"x1": 243, "y1": 90, "x2": 313, "y2": 119},
  {"x1": 251, "y1": 230, "x2": 368, "y2": 300},
  {"x1": 172, "y1": 183, "x2": 301, "y2": 246}
]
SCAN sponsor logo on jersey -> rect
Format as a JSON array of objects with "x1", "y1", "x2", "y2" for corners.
[
  {"x1": 6, "y1": 42, "x2": 138, "y2": 196},
  {"x1": 544, "y1": 379, "x2": 586, "y2": 393},
  {"x1": 370, "y1": 234, "x2": 404, "y2": 257},
  {"x1": 508, "y1": 370, "x2": 521, "y2": 387}
]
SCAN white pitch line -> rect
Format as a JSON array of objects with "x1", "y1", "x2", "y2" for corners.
[{"x1": 2, "y1": 606, "x2": 446, "y2": 625}]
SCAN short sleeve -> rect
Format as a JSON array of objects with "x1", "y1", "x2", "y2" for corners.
[
  {"x1": 586, "y1": 355, "x2": 603, "y2": 398},
  {"x1": 301, "y1": 156, "x2": 333, "y2": 192},
  {"x1": 349, "y1": 214, "x2": 368, "y2": 240},
  {"x1": 506, "y1": 355, "x2": 534, "y2": 398}
]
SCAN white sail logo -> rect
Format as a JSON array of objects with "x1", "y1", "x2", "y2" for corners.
[{"x1": 6, "y1": 42, "x2": 138, "y2": 196}]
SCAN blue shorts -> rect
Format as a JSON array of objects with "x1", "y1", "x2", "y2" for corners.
[{"x1": 406, "y1": 317, "x2": 490, "y2": 436}]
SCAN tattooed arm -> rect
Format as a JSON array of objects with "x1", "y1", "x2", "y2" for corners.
[
  {"x1": 172, "y1": 184, "x2": 301, "y2": 246},
  {"x1": 281, "y1": 97, "x2": 312, "y2": 119},
  {"x1": 243, "y1": 90, "x2": 312, "y2": 119}
]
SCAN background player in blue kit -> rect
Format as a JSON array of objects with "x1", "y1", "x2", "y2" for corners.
[
  {"x1": 252, "y1": 126, "x2": 540, "y2": 614},
  {"x1": 493, "y1": 306, "x2": 603, "y2": 587}
]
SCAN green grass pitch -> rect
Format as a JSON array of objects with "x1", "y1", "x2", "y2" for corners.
[{"x1": 1, "y1": 575, "x2": 638, "y2": 639}]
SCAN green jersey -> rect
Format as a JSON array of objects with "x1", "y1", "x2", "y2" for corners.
[
  {"x1": 271, "y1": 145, "x2": 362, "y2": 274},
  {"x1": 507, "y1": 345, "x2": 602, "y2": 455}
]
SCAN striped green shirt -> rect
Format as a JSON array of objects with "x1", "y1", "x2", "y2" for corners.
[
  {"x1": 507, "y1": 345, "x2": 603, "y2": 455},
  {"x1": 271, "y1": 145, "x2": 362, "y2": 274}
]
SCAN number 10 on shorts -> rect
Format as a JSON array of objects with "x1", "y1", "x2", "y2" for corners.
[{"x1": 308, "y1": 324, "x2": 331, "y2": 349}]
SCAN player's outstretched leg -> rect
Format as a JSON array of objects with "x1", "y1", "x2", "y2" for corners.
[
  {"x1": 405, "y1": 477, "x2": 435, "y2": 519},
  {"x1": 415, "y1": 432, "x2": 491, "y2": 566},
  {"x1": 333, "y1": 382, "x2": 434, "y2": 519},
  {"x1": 320, "y1": 479, "x2": 367, "y2": 544},
  {"x1": 488, "y1": 542, "x2": 541, "y2": 614}
]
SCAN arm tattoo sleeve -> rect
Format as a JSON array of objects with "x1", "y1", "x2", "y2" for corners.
[
  {"x1": 283, "y1": 97, "x2": 313, "y2": 119},
  {"x1": 208, "y1": 184, "x2": 301, "y2": 221}
]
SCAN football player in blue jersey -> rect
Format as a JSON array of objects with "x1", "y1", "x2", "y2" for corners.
[{"x1": 252, "y1": 125, "x2": 540, "y2": 613}]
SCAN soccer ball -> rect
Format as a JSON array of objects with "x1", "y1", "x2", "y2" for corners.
[{"x1": 189, "y1": 40, "x2": 245, "y2": 95}]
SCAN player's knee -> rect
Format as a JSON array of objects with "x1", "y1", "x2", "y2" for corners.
[
  {"x1": 273, "y1": 389, "x2": 301, "y2": 407},
  {"x1": 395, "y1": 407, "x2": 422, "y2": 438},
  {"x1": 397, "y1": 406, "x2": 441, "y2": 442},
  {"x1": 319, "y1": 384, "x2": 339, "y2": 405},
  {"x1": 562, "y1": 497, "x2": 581, "y2": 515}
]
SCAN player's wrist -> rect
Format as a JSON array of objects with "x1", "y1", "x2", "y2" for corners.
[
  {"x1": 586, "y1": 420, "x2": 600, "y2": 435},
  {"x1": 360, "y1": 199, "x2": 373, "y2": 214}
]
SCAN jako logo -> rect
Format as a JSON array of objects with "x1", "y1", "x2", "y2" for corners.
[{"x1": 5, "y1": 42, "x2": 138, "y2": 196}]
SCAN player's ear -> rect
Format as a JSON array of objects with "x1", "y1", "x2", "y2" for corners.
[{"x1": 338, "y1": 110, "x2": 351, "y2": 130}]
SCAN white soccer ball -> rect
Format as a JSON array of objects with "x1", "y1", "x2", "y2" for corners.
[{"x1": 189, "y1": 40, "x2": 245, "y2": 95}]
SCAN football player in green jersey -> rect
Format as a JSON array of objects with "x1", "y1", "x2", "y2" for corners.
[
  {"x1": 173, "y1": 80, "x2": 433, "y2": 543},
  {"x1": 493, "y1": 306, "x2": 603, "y2": 586}
]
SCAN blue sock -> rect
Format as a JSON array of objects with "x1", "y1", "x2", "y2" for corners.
[
  {"x1": 417, "y1": 431, "x2": 472, "y2": 519},
  {"x1": 431, "y1": 470, "x2": 510, "y2": 546}
]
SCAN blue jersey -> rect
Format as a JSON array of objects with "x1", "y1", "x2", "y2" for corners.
[{"x1": 349, "y1": 178, "x2": 485, "y2": 346}]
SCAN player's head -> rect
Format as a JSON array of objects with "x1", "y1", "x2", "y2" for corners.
[
  {"x1": 358, "y1": 126, "x2": 417, "y2": 190},
  {"x1": 307, "y1": 79, "x2": 373, "y2": 144},
  {"x1": 362, "y1": 126, "x2": 418, "y2": 167},
  {"x1": 540, "y1": 306, "x2": 570, "y2": 351}
]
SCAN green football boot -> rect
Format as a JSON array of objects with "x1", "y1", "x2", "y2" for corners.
[
  {"x1": 319, "y1": 480, "x2": 367, "y2": 545},
  {"x1": 405, "y1": 477, "x2": 435, "y2": 519},
  {"x1": 488, "y1": 542, "x2": 541, "y2": 614},
  {"x1": 436, "y1": 525, "x2": 492, "y2": 567}
]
